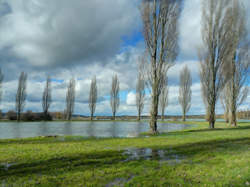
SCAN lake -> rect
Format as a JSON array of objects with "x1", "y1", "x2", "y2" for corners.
[{"x1": 0, "y1": 121, "x2": 193, "y2": 139}]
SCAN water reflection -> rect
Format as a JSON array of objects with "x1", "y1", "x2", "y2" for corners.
[
  {"x1": 86, "y1": 122, "x2": 95, "y2": 137},
  {"x1": 122, "y1": 147, "x2": 184, "y2": 165},
  {"x1": 63, "y1": 122, "x2": 73, "y2": 136},
  {"x1": 0, "y1": 121, "x2": 192, "y2": 139}
]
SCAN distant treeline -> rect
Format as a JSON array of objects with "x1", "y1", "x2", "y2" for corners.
[{"x1": 0, "y1": 110, "x2": 249, "y2": 121}]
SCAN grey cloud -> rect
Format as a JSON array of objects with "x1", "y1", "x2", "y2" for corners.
[{"x1": 0, "y1": 0, "x2": 140, "y2": 71}]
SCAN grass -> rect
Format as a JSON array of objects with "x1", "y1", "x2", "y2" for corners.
[{"x1": 0, "y1": 121, "x2": 250, "y2": 186}]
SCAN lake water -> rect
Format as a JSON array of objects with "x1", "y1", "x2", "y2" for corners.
[{"x1": 0, "y1": 121, "x2": 193, "y2": 139}]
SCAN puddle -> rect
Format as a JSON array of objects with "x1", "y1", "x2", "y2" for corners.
[
  {"x1": 122, "y1": 148, "x2": 184, "y2": 165},
  {"x1": 106, "y1": 176, "x2": 134, "y2": 187},
  {"x1": 0, "y1": 162, "x2": 16, "y2": 171}
]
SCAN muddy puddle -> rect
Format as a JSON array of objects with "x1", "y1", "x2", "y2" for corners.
[{"x1": 122, "y1": 148, "x2": 184, "y2": 165}]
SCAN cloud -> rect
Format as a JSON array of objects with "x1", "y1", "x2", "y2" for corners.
[
  {"x1": 178, "y1": 0, "x2": 202, "y2": 60},
  {"x1": 0, "y1": 0, "x2": 140, "y2": 69},
  {"x1": 126, "y1": 92, "x2": 136, "y2": 106},
  {"x1": 0, "y1": 0, "x2": 249, "y2": 117}
]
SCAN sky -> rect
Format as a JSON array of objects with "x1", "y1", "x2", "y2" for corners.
[{"x1": 0, "y1": 0, "x2": 249, "y2": 116}]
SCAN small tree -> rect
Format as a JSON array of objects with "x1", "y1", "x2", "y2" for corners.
[
  {"x1": 65, "y1": 78, "x2": 76, "y2": 121},
  {"x1": 16, "y1": 72, "x2": 27, "y2": 121},
  {"x1": 89, "y1": 76, "x2": 97, "y2": 120},
  {"x1": 0, "y1": 68, "x2": 3, "y2": 118},
  {"x1": 136, "y1": 71, "x2": 145, "y2": 121},
  {"x1": 42, "y1": 76, "x2": 52, "y2": 120},
  {"x1": 110, "y1": 74, "x2": 119, "y2": 120},
  {"x1": 159, "y1": 77, "x2": 168, "y2": 121},
  {"x1": 178, "y1": 66, "x2": 192, "y2": 121}
]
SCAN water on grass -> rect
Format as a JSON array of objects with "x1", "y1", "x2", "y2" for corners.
[
  {"x1": 0, "y1": 162, "x2": 15, "y2": 171},
  {"x1": 0, "y1": 121, "x2": 192, "y2": 139},
  {"x1": 122, "y1": 148, "x2": 184, "y2": 165},
  {"x1": 106, "y1": 176, "x2": 134, "y2": 187}
]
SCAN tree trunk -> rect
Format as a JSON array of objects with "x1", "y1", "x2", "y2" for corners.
[
  {"x1": 112, "y1": 112, "x2": 115, "y2": 120},
  {"x1": 182, "y1": 112, "x2": 186, "y2": 122},
  {"x1": 137, "y1": 109, "x2": 141, "y2": 121},
  {"x1": 161, "y1": 108, "x2": 164, "y2": 121},
  {"x1": 209, "y1": 105, "x2": 215, "y2": 129},
  {"x1": 17, "y1": 111, "x2": 21, "y2": 122},
  {"x1": 231, "y1": 108, "x2": 237, "y2": 127},
  {"x1": 90, "y1": 113, "x2": 93, "y2": 121},
  {"x1": 149, "y1": 85, "x2": 158, "y2": 134},
  {"x1": 225, "y1": 110, "x2": 229, "y2": 123}
]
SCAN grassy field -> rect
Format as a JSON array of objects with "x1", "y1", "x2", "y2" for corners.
[{"x1": 0, "y1": 121, "x2": 250, "y2": 186}]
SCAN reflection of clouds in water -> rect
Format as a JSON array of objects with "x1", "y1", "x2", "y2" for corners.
[
  {"x1": 63, "y1": 122, "x2": 73, "y2": 136},
  {"x1": 86, "y1": 122, "x2": 95, "y2": 137},
  {"x1": 12, "y1": 123, "x2": 21, "y2": 138},
  {"x1": 39, "y1": 122, "x2": 49, "y2": 136},
  {"x1": 110, "y1": 122, "x2": 117, "y2": 137},
  {"x1": 0, "y1": 122, "x2": 193, "y2": 139}
]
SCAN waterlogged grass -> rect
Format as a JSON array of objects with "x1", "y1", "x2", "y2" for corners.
[{"x1": 0, "y1": 121, "x2": 250, "y2": 186}]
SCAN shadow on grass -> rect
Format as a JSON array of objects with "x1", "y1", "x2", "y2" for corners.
[
  {"x1": 161, "y1": 124, "x2": 250, "y2": 136},
  {"x1": 0, "y1": 137, "x2": 250, "y2": 179}
]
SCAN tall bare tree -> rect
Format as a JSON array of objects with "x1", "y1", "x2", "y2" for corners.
[
  {"x1": 225, "y1": 0, "x2": 249, "y2": 126},
  {"x1": 16, "y1": 72, "x2": 27, "y2": 121},
  {"x1": 110, "y1": 74, "x2": 119, "y2": 120},
  {"x1": 42, "y1": 76, "x2": 52, "y2": 120},
  {"x1": 199, "y1": 0, "x2": 234, "y2": 128},
  {"x1": 65, "y1": 78, "x2": 76, "y2": 121},
  {"x1": 179, "y1": 65, "x2": 192, "y2": 121},
  {"x1": 159, "y1": 76, "x2": 168, "y2": 121},
  {"x1": 89, "y1": 76, "x2": 97, "y2": 120},
  {"x1": 0, "y1": 68, "x2": 3, "y2": 109},
  {"x1": 140, "y1": 0, "x2": 180, "y2": 133},
  {"x1": 136, "y1": 73, "x2": 145, "y2": 121}
]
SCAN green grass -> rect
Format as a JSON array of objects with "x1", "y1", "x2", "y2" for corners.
[{"x1": 0, "y1": 121, "x2": 250, "y2": 186}]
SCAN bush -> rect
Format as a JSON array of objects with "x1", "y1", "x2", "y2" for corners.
[{"x1": 6, "y1": 110, "x2": 17, "y2": 120}]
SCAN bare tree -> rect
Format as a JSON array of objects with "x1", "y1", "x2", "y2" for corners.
[
  {"x1": 110, "y1": 74, "x2": 119, "y2": 120},
  {"x1": 0, "y1": 68, "x2": 3, "y2": 109},
  {"x1": 65, "y1": 78, "x2": 76, "y2": 121},
  {"x1": 42, "y1": 76, "x2": 52, "y2": 120},
  {"x1": 199, "y1": 0, "x2": 235, "y2": 128},
  {"x1": 136, "y1": 73, "x2": 145, "y2": 121},
  {"x1": 89, "y1": 76, "x2": 97, "y2": 120},
  {"x1": 140, "y1": 0, "x2": 180, "y2": 133},
  {"x1": 159, "y1": 76, "x2": 168, "y2": 121},
  {"x1": 225, "y1": 0, "x2": 249, "y2": 126},
  {"x1": 178, "y1": 65, "x2": 192, "y2": 121},
  {"x1": 16, "y1": 72, "x2": 27, "y2": 121}
]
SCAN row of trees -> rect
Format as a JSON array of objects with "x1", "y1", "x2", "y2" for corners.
[
  {"x1": 0, "y1": 69, "x2": 121, "y2": 121},
  {"x1": 139, "y1": 0, "x2": 249, "y2": 132},
  {"x1": 0, "y1": 66, "x2": 192, "y2": 122}
]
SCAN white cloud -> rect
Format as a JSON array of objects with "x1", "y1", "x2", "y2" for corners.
[{"x1": 126, "y1": 92, "x2": 136, "y2": 106}]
